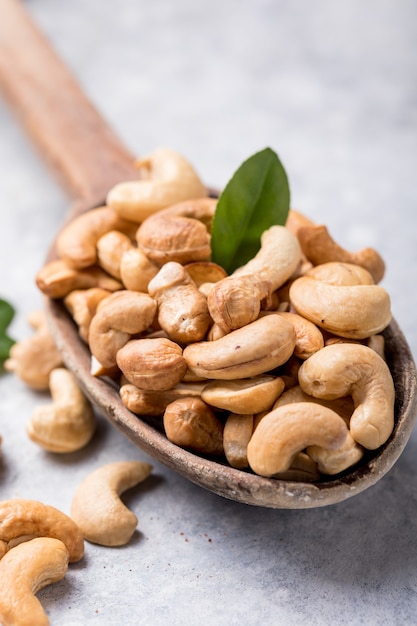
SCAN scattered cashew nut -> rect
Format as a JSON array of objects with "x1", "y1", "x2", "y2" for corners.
[
  {"x1": 70, "y1": 461, "x2": 152, "y2": 546},
  {"x1": 4, "y1": 310, "x2": 63, "y2": 390},
  {"x1": 0, "y1": 537, "x2": 69, "y2": 626},
  {"x1": 26, "y1": 368, "x2": 96, "y2": 453},
  {"x1": 0, "y1": 498, "x2": 84, "y2": 562}
]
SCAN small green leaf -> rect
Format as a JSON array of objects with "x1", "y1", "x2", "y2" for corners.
[
  {"x1": 211, "y1": 147, "x2": 290, "y2": 273},
  {"x1": 0, "y1": 298, "x2": 16, "y2": 370}
]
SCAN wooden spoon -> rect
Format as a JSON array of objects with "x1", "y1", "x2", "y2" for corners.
[{"x1": 1, "y1": 0, "x2": 416, "y2": 508}]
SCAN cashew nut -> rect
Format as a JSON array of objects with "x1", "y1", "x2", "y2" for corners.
[
  {"x1": 26, "y1": 368, "x2": 96, "y2": 453},
  {"x1": 0, "y1": 498, "x2": 84, "y2": 562},
  {"x1": 184, "y1": 261, "x2": 227, "y2": 287},
  {"x1": 163, "y1": 397, "x2": 224, "y2": 455},
  {"x1": 289, "y1": 273, "x2": 391, "y2": 339},
  {"x1": 64, "y1": 287, "x2": 110, "y2": 343},
  {"x1": 207, "y1": 274, "x2": 272, "y2": 333},
  {"x1": 297, "y1": 224, "x2": 385, "y2": 283},
  {"x1": 4, "y1": 310, "x2": 63, "y2": 390},
  {"x1": 298, "y1": 343, "x2": 395, "y2": 449},
  {"x1": 70, "y1": 461, "x2": 152, "y2": 546},
  {"x1": 223, "y1": 413, "x2": 254, "y2": 469},
  {"x1": 201, "y1": 376, "x2": 285, "y2": 414},
  {"x1": 274, "y1": 311, "x2": 324, "y2": 359},
  {"x1": 116, "y1": 337, "x2": 187, "y2": 391},
  {"x1": 183, "y1": 314, "x2": 296, "y2": 380},
  {"x1": 120, "y1": 381, "x2": 206, "y2": 416},
  {"x1": 119, "y1": 247, "x2": 159, "y2": 292},
  {"x1": 88, "y1": 290, "x2": 157, "y2": 368},
  {"x1": 106, "y1": 148, "x2": 208, "y2": 222},
  {"x1": 0, "y1": 537, "x2": 69, "y2": 626},
  {"x1": 147, "y1": 262, "x2": 211, "y2": 343},
  {"x1": 96, "y1": 229, "x2": 134, "y2": 279},
  {"x1": 306, "y1": 432, "x2": 364, "y2": 475},
  {"x1": 232, "y1": 225, "x2": 302, "y2": 291},
  {"x1": 136, "y1": 213, "x2": 211, "y2": 266},
  {"x1": 56, "y1": 206, "x2": 138, "y2": 269},
  {"x1": 247, "y1": 402, "x2": 348, "y2": 477},
  {"x1": 36, "y1": 259, "x2": 123, "y2": 299}
]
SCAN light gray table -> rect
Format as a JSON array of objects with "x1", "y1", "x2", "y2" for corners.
[{"x1": 1, "y1": 1, "x2": 416, "y2": 624}]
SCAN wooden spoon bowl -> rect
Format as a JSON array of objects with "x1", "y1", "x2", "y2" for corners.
[{"x1": 2, "y1": 0, "x2": 416, "y2": 508}]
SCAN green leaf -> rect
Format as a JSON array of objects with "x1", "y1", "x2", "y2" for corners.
[
  {"x1": 211, "y1": 147, "x2": 290, "y2": 273},
  {"x1": 0, "y1": 298, "x2": 16, "y2": 370}
]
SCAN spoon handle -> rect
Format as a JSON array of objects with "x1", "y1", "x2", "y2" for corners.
[{"x1": 0, "y1": 0, "x2": 138, "y2": 211}]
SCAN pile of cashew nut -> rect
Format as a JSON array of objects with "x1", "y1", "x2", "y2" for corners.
[{"x1": 31, "y1": 147, "x2": 394, "y2": 482}]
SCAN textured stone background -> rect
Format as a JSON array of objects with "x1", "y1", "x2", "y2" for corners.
[{"x1": 1, "y1": 1, "x2": 416, "y2": 624}]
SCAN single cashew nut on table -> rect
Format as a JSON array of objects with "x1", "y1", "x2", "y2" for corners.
[
  {"x1": 247, "y1": 402, "x2": 348, "y2": 477},
  {"x1": 88, "y1": 290, "x2": 157, "y2": 369},
  {"x1": 0, "y1": 537, "x2": 69, "y2": 626},
  {"x1": 26, "y1": 368, "x2": 96, "y2": 453},
  {"x1": 70, "y1": 461, "x2": 152, "y2": 546},
  {"x1": 148, "y1": 261, "x2": 211, "y2": 343},
  {"x1": 0, "y1": 498, "x2": 84, "y2": 562},
  {"x1": 4, "y1": 310, "x2": 63, "y2": 390},
  {"x1": 107, "y1": 148, "x2": 208, "y2": 222},
  {"x1": 298, "y1": 342, "x2": 395, "y2": 449}
]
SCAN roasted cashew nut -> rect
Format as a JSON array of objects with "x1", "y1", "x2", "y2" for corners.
[
  {"x1": 0, "y1": 537, "x2": 69, "y2": 626},
  {"x1": 207, "y1": 274, "x2": 272, "y2": 333},
  {"x1": 64, "y1": 287, "x2": 110, "y2": 343},
  {"x1": 247, "y1": 402, "x2": 348, "y2": 477},
  {"x1": 88, "y1": 290, "x2": 157, "y2": 368},
  {"x1": 35, "y1": 259, "x2": 123, "y2": 299},
  {"x1": 148, "y1": 262, "x2": 211, "y2": 343},
  {"x1": 0, "y1": 499, "x2": 84, "y2": 563},
  {"x1": 70, "y1": 461, "x2": 152, "y2": 546},
  {"x1": 26, "y1": 368, "x2": 96, "y2": 453},
  {"x1": 297, "y1": 224, "x2": 386, "y2": 283},
  {"x1": 56, "y1": 206, "x2": 138, "y2": 269},
  {"x1": 201, "y1": 376, "x2": 285, "y2": 414},
  {"x1": 163, "y1": 397, "x2": 224, "y2": 455},
  {"x1": 298, "y1": 342, "x2": 395, "y2": 449},
  {"x1": 4, "y1": 310, "x2": 63, "y2": 390},
  {"x1": 107, "y1": 148, "x2": 208, "y2": 222},
  {"x1": 183, "y1": 314, "x2": 296, "y2": 380},
  {"x1": 120, "y1": 381, "x2": 206, "y2": 416},
  {"x1": 232, "y1": 224, "x2": 302, "y2": 291},
  {"x1": 289, "y1": 272, "x2": 391, "y2": 339}
]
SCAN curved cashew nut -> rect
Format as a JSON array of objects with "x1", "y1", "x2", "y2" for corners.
[
  {"x1": 297, "y1": 224, "x2": 385, "y2": 283},
  {"x1": 4, "y1": 310, "x2": 63, "y2": 390},
  {"x1": 207, "y1": 274, "x2": 272, "y2": 333},
  {"x1": 247, "y1": 402, "x2": 348, "y2": 477},
  {"x1": 0, "y1": 537, "x2": 69, "y2": 626},
  {"x1": 163, "y1": 397, "x2": 224, "y2": 455},
  {"x1": 183, "y1": 314, "x2": 296, "y2": 380},
  {"x1": 274, "y1": 311, "x2": 324, "y2": 359},
  {"x1": 36, "y1": 259, "x2": 122, "y2": 299},
  {"x1": 150, "y1": 196, "x2": 217, "y2": 230},
  {"x1": 306, "y1": 433, "x2": 364, "y2": 475},
  {"x1": 120, "y1": 381, "x2": 206, "y2": 416},
  {"x1": 26, "y1": 368, "x2": 96, "y2": 453},
  {"x1": 106, "y1": 148, "x2": 208, "y2": 222},
  {"x1": 0, "y1": 498, "x2": 84, "y2": 562},
  {"x1": 56, "y1": 206, "x2": 138, "y2": 269},
  {"x1": 201, "y1": 376, "x2": 285, "y2": 414},
  {"x1": 70, "y1": 461, "x2": 152, "y2": 546},
  {"x1": 88, "y1": 290, "x2": 157, "y2": 368},
  {"x1": 232, "y1": 225, "x2": 302, "y2": 291},
  {"x1": 120, "y1": 247, "x2": 159, "y2": 292},
  {"x1": 148, "y1": 262, "x2": 211, "y2": 343},
  {"x1": 305, "y1": 261, "x2": 375, "y2": 286},
  {"x1": 289, "y1": 274, "x2": 391, "y2": 339},
  {"x1": 298, "y1": 343, "x2": 395, "y2": 449}
]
